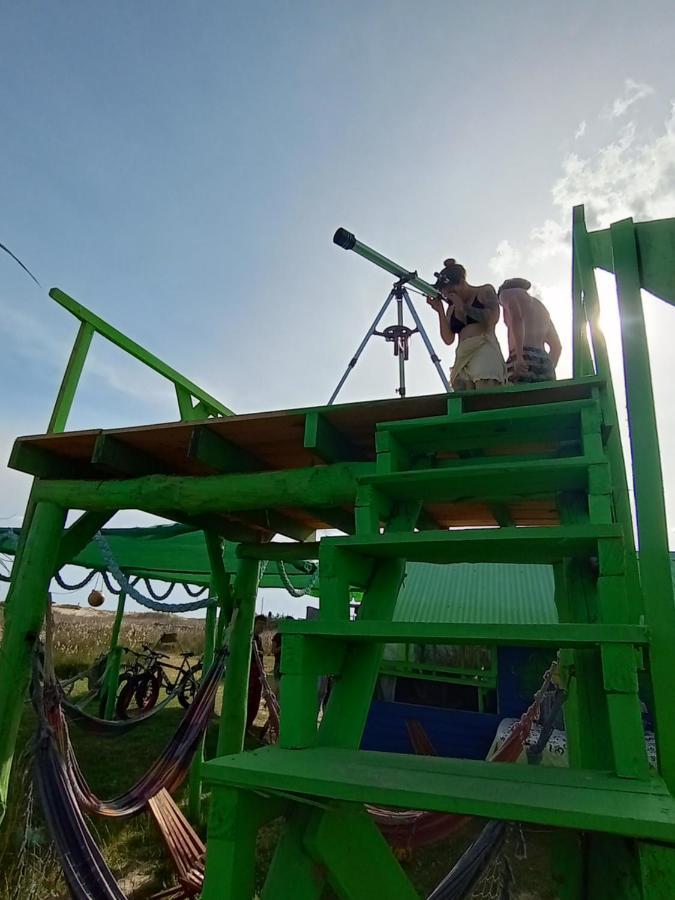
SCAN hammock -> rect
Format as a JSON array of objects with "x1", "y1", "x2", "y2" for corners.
[
  {"x1": 367, "y1": 662, "x2": 557, "y2": 849},
  {"x1": 45, "y1": 646, "x2": 227, "y2": 818},
  {"x1": 252, "y1": 642, "x2": 280, "y2": 741},
  {"x1": 61, "y1": 677, "x2": 187, "y2": 737}
]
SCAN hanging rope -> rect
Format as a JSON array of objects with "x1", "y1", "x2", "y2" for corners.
[
  {"x1": 276, "y1": 559, "x2": 319, "y2": 598},
  {"x1": 184, "y1": 583, "x2": 208, "y2": 597},
  {"x1": 142, "y1": 578, "x2": 175, "y2": 601},
  {"x1": 95, "y1": 533, "x2": 216, "y2": 613},
  {"x1": 54, "y1": 569, "x2": 98, "y2": 591}
]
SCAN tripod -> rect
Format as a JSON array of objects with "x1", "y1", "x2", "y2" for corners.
[{"x1": 328, "y1": 275, "x2": 450, "y2": 404}]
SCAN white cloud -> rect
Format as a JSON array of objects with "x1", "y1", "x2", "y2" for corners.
[
  {"x1": 528, "y1": 102, "x2": 675, "y2": 259},
  {"x1": 574, "y1": 120, "x2": 587, "y2": 140},
  {"x1": 488, "y1": 239, "x2": 521, "y2": 280},
  {"x1": 603, "y1": 78, "x2": 654, "y2": 120}
]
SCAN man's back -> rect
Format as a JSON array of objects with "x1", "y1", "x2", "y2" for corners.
[{"x1": 498, "y1": 282, "x2": 561, "y2": 383}]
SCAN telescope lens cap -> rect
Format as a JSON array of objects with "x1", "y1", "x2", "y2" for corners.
[{"x1": 333, "y1": 228, "x2": 356, "y2": 250}]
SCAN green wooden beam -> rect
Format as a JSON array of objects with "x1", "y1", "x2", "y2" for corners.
[
  {"x1": 8, "y1": 442, "x2": 88, "y2": 480},
  {"x1": 47, "y1": 321, "x2": 94, "y2": 433},
  {"x1": 303, "y1": 412, "x2": 359, "y2": 463},
  {"x1": 203, "y1": 745, "x2": 675, "y2": 842},
  {"x1": 238, "y1": 542, "x2": 320, "y2": 562},
  {"x1": 56, "y1": 510, "x2": 113, "y2": 570},
  {"x1": 33, "y1": 462, "x2": 373, "y2": 514},
  {"x1": 91, "y1": 434, "x2": 167, "y2": 477},
  {"x1": 327, "y1": 524, "x2": 622, "y2": 565},
  {"x1": 0, "y1": 503, "x2": 66, "y2": 824},
  {"x1": 361, "y1": 456, "x2": 597, "y2": 502},
  {"x1": 278, "y1": 620, "x2": 649, "y2": 648},
  {"x1": 188, "y1": 425, "x2": 264, "y2": 473}
]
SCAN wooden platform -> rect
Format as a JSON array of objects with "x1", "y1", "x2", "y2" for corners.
[
  {"x1": 203, "y1": 745, "x2": 675, "y2": 842},
  {"x1": 10, "y1": 379, "x2": 603, "y2": 541}
]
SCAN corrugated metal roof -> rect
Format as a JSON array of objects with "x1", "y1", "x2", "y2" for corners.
[
  {"x1": 395, "y1": 563, "x2": 558, "y2": 624},
  {"x1": 395, "y1": 557, "x2": 675, "y2": 626}
]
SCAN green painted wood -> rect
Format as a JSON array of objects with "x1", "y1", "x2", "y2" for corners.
[
  {"x1": 378, "y1": 397, "x2": 596, "y2": 442},
  {"x1": 216, "y1": 557, "x2": 261, "y2": 757},
  {"x1": 188, "y1": 601, "x2": 217, "y2": 822},
  {"x1": 611, "y1": 217, "x2": 675, "y2": 792},
  {"x1": 32, "y1": 462, "x2": 373, "y2": 513},
  {"x1": 91, "y1": 434, "x2": 166, "y2": 477},
  {"x1": 9, "y1": 442, "x2": 89, "y2": 479},
  {"x1": 47, "y1": 321, "x2": 95, "y2": 433},
  {"x1": 203, "y1": 745, "x2": 675, "y2": 842},
  {"x1": 326, "y1": 524, "x2": 623, "y2": 565},
  {"x1": 103, "y1": 591, "x2": 126, "y2": 720},
  {"x1": 0, "y1": 503, "x2": 66, "y2": 823},
  {"x1": 361, "y1": 456, "x2": 598, "y2": 502},
  {"x1": 56, "y1": 511, "x2": 113, "y2": 570},
  {"x1": 588, "y1": 217, "x2": 675, "y2": 306},
  {"x1": 302, "y1": 806, "x2": 419, "y2": 900},
  {"x1": 278, "y1": 620, "x2": 648, "y2": 648},
  {"x1": 238, "y1": 542, "x2": 320, "y2": 562},
  {"x1": 303, "y1": 412, "x2": 359, "y2": 463},
  {"x1": 188, "y1": 425, "x2": 263, "y2": 473},
  {"x1": 50, "y1": 288, "x2": 233, "y2": 416}
]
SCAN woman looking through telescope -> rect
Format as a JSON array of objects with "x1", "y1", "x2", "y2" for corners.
[{"x1": 426, "y1": 259, "x2": 506, "y2": 390}]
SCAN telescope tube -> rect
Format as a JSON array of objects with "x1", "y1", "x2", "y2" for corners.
[{"x1": 333, "y1": 228, "x2": 441, "y2": 299}]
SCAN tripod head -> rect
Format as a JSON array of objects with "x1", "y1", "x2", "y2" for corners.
[{"x1": 333, "y1": 228, "x2": 442, "y2": 299}]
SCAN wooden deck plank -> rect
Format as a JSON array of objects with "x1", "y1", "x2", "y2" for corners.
[{"x1": 202, "y1": 744, "x2": 675, "y2": 841}]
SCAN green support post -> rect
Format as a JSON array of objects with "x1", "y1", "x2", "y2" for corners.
[
  {"x1": 216, "y1": 556, "x2": 261, "y2": 757},
  {"x1": 103, "y1": 590, "x2": 126, "y2": 719},
  {"x1": 47, "y1": 321, "x2": 95, "y2": 433},
  {"x1": 188, "y1": 601, "x2": 217, "y2": 822},
  {"x1": 0, "y1": 502, "x2": 66, "y2": 822},
  {"x1": 610, "y1": 217, "x2": 675, "y2": 792}
]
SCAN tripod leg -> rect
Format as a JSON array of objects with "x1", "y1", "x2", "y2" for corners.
[
  {"x1": 403, "y1": 289, "x2": 451, "y2": 392},
  {"x1": 327, "y1": 291, "x2": 395, "y2": 404}
]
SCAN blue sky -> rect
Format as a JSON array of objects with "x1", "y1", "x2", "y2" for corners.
[{"x1": 2, "y1": 1, "x2": 675, "y2": 615}]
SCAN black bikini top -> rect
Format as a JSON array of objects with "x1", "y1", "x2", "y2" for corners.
[{"x1": 448, "y1": 296, "x2": 484, "y2": 334}]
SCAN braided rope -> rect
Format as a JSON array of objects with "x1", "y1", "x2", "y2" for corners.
[
  {"x1": 54, "y1": 569, "x2": 98, "y2": 591},
  {"x1": 142, "y1": 578, "x2": 175, "y2": 601},
  {"x1": 276, "y1": 559, "x2": 320, "y2": 598},
  {"x1": 94, "y1": 533, "x2": 217, "y2": 613}
]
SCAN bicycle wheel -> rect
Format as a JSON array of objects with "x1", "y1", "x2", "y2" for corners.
[
  {"x1": 177, "y1": 665, "x2": 201, "y2": 709},
  {"x1": 134, "y1": 669, "x2": 161, "y2": 711},
  {"x1": 116, "y1": 675, "x2": 139, "y2": 720}
]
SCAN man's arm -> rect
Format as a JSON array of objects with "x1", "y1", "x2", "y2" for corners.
[
  {"x1": 499, "y1": 289, "x2": 526, "y2": 364},
  {"x1": 545, "y1": 318, "x2": 562, "y2": 368}
]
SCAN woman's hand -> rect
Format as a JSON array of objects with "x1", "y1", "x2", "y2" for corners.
[{"x1": 426, "y1": 295, "x2": 444, "y2": 314}]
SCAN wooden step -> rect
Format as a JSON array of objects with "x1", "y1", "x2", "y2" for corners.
[
  {"x1": 377, "y1": 399, "x2": 599, "y2": 455},
  {"x1": 327, "y1": 524, "x2": 623, "y2": 565},
  {"x1": 278, "y1": 620, "x2": 649, "y2": 648},
  {"x1": 360, "y1": 456, "x2": 600, "y2": 502},
  {"x1": 203, "y1": 746, "x2": 675, "y2": 842}
]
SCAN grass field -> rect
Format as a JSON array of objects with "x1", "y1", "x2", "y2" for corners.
[{"x1": 0, "y1": 607, "x2": 558, "y2": 899}]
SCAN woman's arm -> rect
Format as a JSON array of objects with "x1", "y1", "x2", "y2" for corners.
[
  {"x1": 458, "y1": 285, "x2": 499, "y2": 325},
  {"x1": 427, "y1": 296, "x2": 455, "y2": 345}
]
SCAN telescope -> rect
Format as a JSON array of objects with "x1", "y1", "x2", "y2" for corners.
[{"x1": 333, "y1": 228, "x2": 442, "y2": 299}]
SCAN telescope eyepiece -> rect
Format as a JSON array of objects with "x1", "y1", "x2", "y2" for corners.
[{"x1": 333, "y1": 227, "x2": 356, "y2": 251}]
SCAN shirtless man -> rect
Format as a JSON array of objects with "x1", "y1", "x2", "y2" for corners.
[{"x1": 498, "y1": 278, "x2": 562, "y2": 383}]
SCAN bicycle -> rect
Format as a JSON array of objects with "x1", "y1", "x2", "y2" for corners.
[{"x1": 116, "y1": 644, "x2": 202, "y2": 719}]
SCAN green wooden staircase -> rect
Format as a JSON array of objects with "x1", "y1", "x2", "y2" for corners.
[{"x1": 202, "y1": 371, "x2": 675, "y2": 899}]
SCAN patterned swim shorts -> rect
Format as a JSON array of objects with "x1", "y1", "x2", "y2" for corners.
[{"x1": 506, "y1": 346, "x2": 555, "y2": 384}]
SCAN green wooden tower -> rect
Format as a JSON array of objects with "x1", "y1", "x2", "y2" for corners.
[{"x1": 1, "y1": 207, "x2": 675, "y2": 897}]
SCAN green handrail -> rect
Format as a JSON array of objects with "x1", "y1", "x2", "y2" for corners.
[{"x1": 49, "y1": 287, "x2": 233, "y2": 433}]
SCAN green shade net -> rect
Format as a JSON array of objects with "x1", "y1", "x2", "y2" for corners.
[{"x1": 0, "y1": 525, "x2": 315, "y2": 591}]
